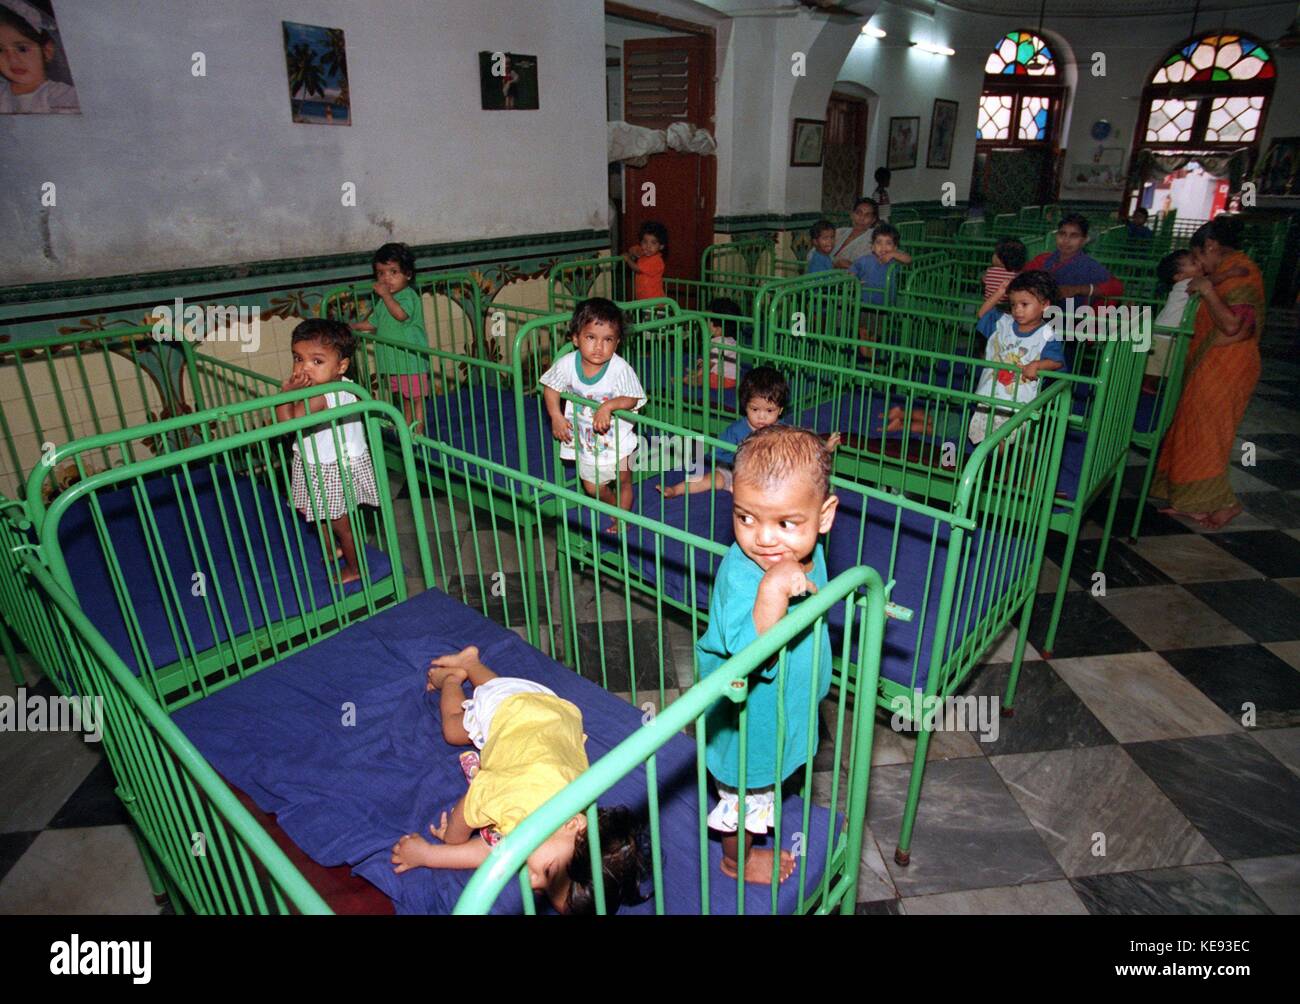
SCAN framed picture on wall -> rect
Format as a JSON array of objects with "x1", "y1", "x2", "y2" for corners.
[
  {"x1": 926, "y1": 99, "x2": 959, "y2": 170},
  {"x1": 282, "y1": 21, "x2": 350, "y2": 125},
  {"x1": 1256, "y1": 136, "x2": 1300, "y2": 197},
  {"x1": 479, "y1": 52, "x2": 539, "y2": 110},
  {"x1": 887, "y1": 116, "x2": 920, "y2": 171},
  {"x1": 0, "y1": 0, "x2": 80, "y2": 114},
  {"x1": 790, "y1": 118, "x2": 825, "y2": 167}
]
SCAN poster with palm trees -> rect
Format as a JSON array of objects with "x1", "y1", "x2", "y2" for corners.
[{"x1": 283, "y1": 21, "x2": 350, "y2": 125}]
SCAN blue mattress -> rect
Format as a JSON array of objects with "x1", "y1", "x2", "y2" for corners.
[
  {"x1": 172, "y1": 587, "x2": 841, "y2": 915},
  {"x1": 422, "y1": 385, "x2": 558, "y2": 488},
  {"x1": 569, "y1": 477, "x2": 1028, "y2": 691},
  {"x1": 58, "y1": 466, "x2": 394, "y2": 674}
]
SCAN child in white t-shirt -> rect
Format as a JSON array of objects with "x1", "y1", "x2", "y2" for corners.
[
  {"x1": 274, "y1": 319, "x2": 380, "y2": 584},
  {"x1": 540, "y1": 299, "x2": 647, "y2": 531},
  {"x1": 968, "y1": 270, "x2": 1066, "y2": 444}
]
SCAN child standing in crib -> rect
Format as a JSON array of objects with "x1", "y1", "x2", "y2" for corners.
[
  {"x1": 541, "y1": 298, "x2": 647, "y2": 532},
  {"x1": 968, "y1": 270, "x2": 1065, "y2": 445},
  {"x1": 851, "y1": 223, "x2": 911, "y2": 357},
  {"x1": 982, "y1": 238, "x2": 1027, "y2": 301},
  {"x1": 275, "y1": 319, "x2": 381, "y2": 585},
  {"x1": 391, "y1": 644, "x2": 650, "y2": 914},
  {"x1": 806, "y1": 220, "x2": 837, "y2": 274},
  {"x1": 687, "y1": 297, "x2": 744, "y2": 391},
  {"x1": 351, "y1": 243, "x2": 429, "y2": 433},
  {"x1": 624, "y1": 221, "x2": 669, "y2": 301},
  {"x1": 696, "y1": 425, "x2": 839, "y2": 884}
]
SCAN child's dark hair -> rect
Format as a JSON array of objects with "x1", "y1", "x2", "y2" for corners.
[
  {"x1": 852, "y1": 196, "x2": 879, "y2": 214},
  {"x1": 1190, "y1": 214, "x2": 1245, "y2": 250},
  {"x1": 373, "y1": 242, "x2": 416, "y2": 280},
  {"x1": 707, "y1": 297, "x2": 744, "y2": 341},
  {"x1": 0, "y1": 7, "x2": 49, "y2": 45},
  {"x1": 291, "y1": 318, "x2": 356, "y2": 360},
  {"x1": 1007, "y1": 269, "x2": 1060, "y2": 304},
  {"x1": 873, "y1": 223, "x2": 901, "y2": 246},
  {"x1": 1156, "y1": 249, "x2": 1192, "y2": 291},
  {"x1": 809, "y1": 219, "x2": 835, "y2": 240},
  {"x1": 565, "y1": 807, "x2": 652, "y2": 915},
  {"x1": 734, "y1": 425, "x2": 833, "y2": 502},
  {"x1": 1132, "y1": 207, "x2": 1149, "y2": 223},
  {"x1": 874, "y1": 167, "x2": 891, "y2": 187},
  {"x1": 568, "y1": 297, "x2": 626, "y2": 342},
  {"x1": 638, "y1": 220, "x2": 669, "y2": 256},
  {"x1": 738, "y1": 365, "x2": 789, "y2": 412},
  {"x1": 1058, "y1": 212, "x2": 1090, "y2": 237},
  {"x1": 994, "y1": 238, "x2": 1028, "y2": 272}
]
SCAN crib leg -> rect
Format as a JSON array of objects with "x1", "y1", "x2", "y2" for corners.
[
  {"x1": 1129, "y1": 447, "x2": 1161, "y2": 544},
  {"x1": 1002, "y1": 594, "x2": 1036, "y2": 716},
  {"x1": 129, "y1": 825, "x2": 170, "y2": 906},
  {"x1": 1095, "y1": 471, "x2": 1125, "y2": 572},
  {"x1": 1042, "y1": 523, "x2": 1080, "y2": 661},
  {"x1": 895, "y1": 722, "x2": 934, "y2": 867},
  {"x1": 0, "y1": 617, "x2": 24, "y2": 688}
]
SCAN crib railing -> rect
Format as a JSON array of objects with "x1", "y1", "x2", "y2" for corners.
[
  {"x1": 15, "y1": 554, "x2": 332, "y2": 915},
  {"x1": 455, "y1": 563, "x2": 887, "y2": 915},
  {"x1": 0, "y1": 326, "x2": 199, "y2": 498},
  {"x1": 25, "y1": 391, "x2": 425, "y2": 709}
]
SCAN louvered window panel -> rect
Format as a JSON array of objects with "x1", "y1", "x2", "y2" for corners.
[{"x1": 625, "y1": 49, "x2": 691, "y2": 128}]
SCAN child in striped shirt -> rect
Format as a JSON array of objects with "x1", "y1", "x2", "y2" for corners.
[{"x1": 982, "y1": 238, "x2": 1027, "y2": 302}]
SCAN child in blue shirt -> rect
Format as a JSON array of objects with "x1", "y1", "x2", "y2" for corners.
[
  {"x1": 968, "y1": 269, "x2": 1066, "y2": 444},
  {"x1": 851, "y1": 223, "x2": 911, "y2": 357},
  {"x1": 660, "y1": 367, "x2": 839, "y2": 497},
  {"x1": 806, "y1": 220, "x2": 836, "y2": 274},
  {"x1": 695, "y1": 425, "x2": 839, "y2": 884},
  {"x1": 1126, "y1": 208, "x2": 1154, "y2": 240}
]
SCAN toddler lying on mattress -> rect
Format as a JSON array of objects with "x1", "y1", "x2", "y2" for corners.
[{"x1": 390, "y1": 645, "x2": 651, "y2": 914}]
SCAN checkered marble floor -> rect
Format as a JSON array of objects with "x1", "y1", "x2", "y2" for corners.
[{"x1": 2, "y1": 314, "x2": 1297, "y2": 915}]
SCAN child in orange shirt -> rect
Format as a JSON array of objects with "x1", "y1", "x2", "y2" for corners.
[{"x1": 625, "y1": 221, "x2": 668, "y2": 300}]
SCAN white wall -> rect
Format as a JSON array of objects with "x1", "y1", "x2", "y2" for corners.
[
  {"x1": 1, "y1": 0, "x2": 608, "y2": 285},
  {"x1": 834, "y1": 1, "x2": 1299, "y2": 207}
]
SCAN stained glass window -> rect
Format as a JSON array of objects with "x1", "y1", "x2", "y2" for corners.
[
  {"x1": 1144, "y1": 98, "x2": 1198, "y2": 142},
  {"x1": 1018, "y1": 95, "x2": 1052, "y2": 141},
  {"x1": 1152, "y1": 34, "x2": 1274, "y2": 83},
  {"x1": 984, "y1": 31, "x2": 1056, "y2": 76},
  {"x1": 977, "y1": 94, "x2": 1013, "y2": 140},
  {"x1": 1205, "y1": 95, "x2": 1265, "y2": 142}
]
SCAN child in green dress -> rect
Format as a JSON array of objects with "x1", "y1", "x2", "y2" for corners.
[{"x1": 352, "y1": 242, "x2": 429, "y2": 432}]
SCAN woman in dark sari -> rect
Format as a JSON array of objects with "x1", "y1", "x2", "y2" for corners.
[{"x1": 1151, "y1": 215, "x2": 1266, "y2": 530}]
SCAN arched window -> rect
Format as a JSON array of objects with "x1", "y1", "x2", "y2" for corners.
[
  {"x1": 1127, "y1": 33, "x2": 1276, "y2": 215},
  {"x1": 973, "y1": 31, "x2": 1067, "y2": 210}
]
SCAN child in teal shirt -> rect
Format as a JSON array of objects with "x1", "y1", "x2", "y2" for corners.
[
  {"x1": 352, "y1": 242, "x2": 428, "y2": 432},
  {"x1": 694, "y1": 424, "x2": 839, "y2": 884}
]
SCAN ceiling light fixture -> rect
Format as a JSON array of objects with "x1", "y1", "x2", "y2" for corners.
[
  {"x1": 911, "y1": 40, "x2": 955, "y2": 56},
  {"x1": 861, "y1": 25, "x2": 887, "y2": 38}
]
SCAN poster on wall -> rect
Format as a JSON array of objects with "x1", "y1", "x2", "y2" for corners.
[
  {"x1": 0, "y1": 0, "x2": 80, "y2": 114},
  {"x1": 282, "y1": 21, "x2": 350, "y2": 125},
  {"x1": 790, "y1": 118, "x2": 825, "y2": 167},
  {"x1": 887, "y1": 116, "x2": 919, "y2": 170},
  {"x1": 479, "y1": 51, "x2": 538, "y2": 110},
  {"x1": 926, "y1": 99, "x2": 958, "y2": 169}
]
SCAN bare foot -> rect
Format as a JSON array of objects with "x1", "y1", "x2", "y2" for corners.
[
  {"x1": 656, "y1": 482, "x2": 685, "y2": 499},
  {"x1": 1158, "y1": 506, "x2": 1210, "y2": 522},
  {"x1": 883, "y1": 406, "x2": 905, "y2": 434},
  {"x1": 721, "y1": 847, "x2": 796, "y2": 884},
  {"x1": 603, "y1": 520, "x2": 621, "y2": 536},
  {"x1": 334, "y1": 566, "x2": 362, "y2": 587},
  {"x1": 1202, "y1": 503, "x2": 1243, "y2": 530},
  {"x1": 427, "y1": 645, "x2": 482, "y2": 689},
  {"x1": 910, "y1": 415, "x2": 935, "y2": 436}
]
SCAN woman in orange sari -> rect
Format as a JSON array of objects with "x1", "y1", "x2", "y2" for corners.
[{"x1": 1151, "y1": 216, "x2": 1265, "y2": 530}]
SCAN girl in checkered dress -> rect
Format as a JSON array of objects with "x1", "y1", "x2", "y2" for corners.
[{"x1": 275, "y1": 319, "x2": 380, "y2": 585}]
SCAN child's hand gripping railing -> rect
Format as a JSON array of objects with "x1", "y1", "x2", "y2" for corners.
[
  {"x1": 15, "y1": 552, "x2": 334, "y2": 915},
  {"x1": 453, "y1": 563, "x2": 887, "y2": 915}
]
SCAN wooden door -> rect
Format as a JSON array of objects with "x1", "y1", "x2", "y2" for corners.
[
  {"x1": 622, "y1": 35, "x2": 715, "y2": 282},
  {"x1": 823, "y1": 93, "x2": 867, "y2": 214}
]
